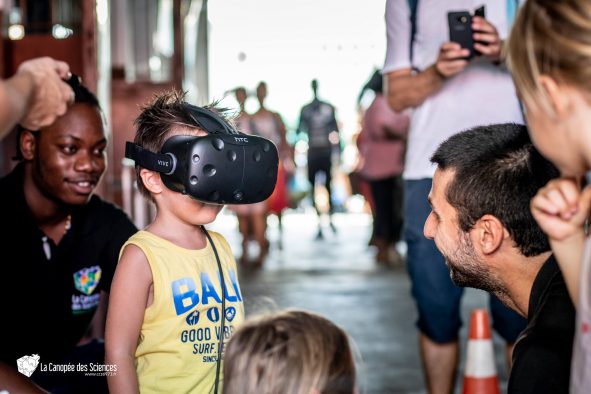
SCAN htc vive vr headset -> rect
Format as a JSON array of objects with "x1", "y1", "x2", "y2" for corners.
[{"x1": 125, "y1": 104, "x2": 279, "y2": 205}]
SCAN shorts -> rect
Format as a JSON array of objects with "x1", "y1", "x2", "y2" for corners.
[{"x1": 307, "y1": 151, "x2": 331, "y2": 186}]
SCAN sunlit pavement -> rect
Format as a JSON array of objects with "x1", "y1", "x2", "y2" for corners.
[{"x1": 209, "y1": 209, "x2": 511, "y2": 394}]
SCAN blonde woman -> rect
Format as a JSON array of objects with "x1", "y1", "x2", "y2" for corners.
[
  {"x1": 506, "y1": 1, "x2": 591, "y2": 391},
  {"x1": 223, "y1": 310, "x2": 356, "y2": 394}
]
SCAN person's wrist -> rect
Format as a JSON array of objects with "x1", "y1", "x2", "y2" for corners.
[
  {"x1": 432, "y1": 64, "x2": 447, "y2": 80},
  {"x1": 489, "y1": 52, "x2": 502, "y2": 65},
  {"x1": 549, "y1": 227, "x2": 586, "y2": 245},
  {"x1": 492, "y1": 41, "x2": 505, "y2": 65},
  {"x1": 15, "y1": 67, "x2": 44, "y2": 100},
  {"x1": 9, "y1": 70, "x2": 36, "y2": 108}
]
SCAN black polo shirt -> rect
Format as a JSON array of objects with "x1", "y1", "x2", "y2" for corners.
[
  {"x1": 0, "y1": 164, "x2": 137, "y2": 364},
  {"x1": 508, "y1": 256, "x2": 576, "y2": 394}
]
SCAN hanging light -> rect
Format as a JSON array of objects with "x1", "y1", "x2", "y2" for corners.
[
  {"x1": 52, "y1": 24, "x2": 73, "y2": 39},
  {"x1": 8, "y1": 24, "x2": 24, "y2": 40},
  {"x1": 8, "y1": 7, "x2": 24, "y2": 40}
]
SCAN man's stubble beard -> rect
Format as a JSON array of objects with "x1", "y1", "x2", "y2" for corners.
[{"x1": 444, "y1": 233, "x2": 510, "y2": 304}]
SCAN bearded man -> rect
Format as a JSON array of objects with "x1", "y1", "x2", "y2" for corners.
[{"x1": 425, "y1": 123, "x2": 575, "y2": 394}]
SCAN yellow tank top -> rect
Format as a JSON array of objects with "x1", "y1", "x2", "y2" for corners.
[{"x1": 123, "y1": 230, "x2": 245, "y2": 393}]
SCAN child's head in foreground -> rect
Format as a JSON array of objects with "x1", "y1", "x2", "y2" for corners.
[
  {"x1": 223, "y1": 309, "x2": 356, "y2": 394},
  {"x1": 133, "y1": 90, "x2": 230, "y2": 224}
]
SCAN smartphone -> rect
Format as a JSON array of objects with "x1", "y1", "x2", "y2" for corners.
[
  {"x1": 474, "y1": 5, "x2": 486, "y2": 18},
  {"x1": 447, "y1": 11, "x2": 474, "y2": 59}
]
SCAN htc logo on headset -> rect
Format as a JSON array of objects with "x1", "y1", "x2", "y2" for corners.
[{"x1": 234, "y1": 137, "x2": 248, "y2": 143}]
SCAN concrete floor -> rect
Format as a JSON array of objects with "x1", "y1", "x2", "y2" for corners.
[{"x1": 209, "y1": 209, "x2": 511, "y2": 394}]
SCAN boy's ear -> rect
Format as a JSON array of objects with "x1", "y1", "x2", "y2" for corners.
[
  {"x1": 20, "y1": 130, "x2": 37, "y2": 161},
  {"x1": 139, "y1": 169, "x2": 164, "y2": 195}
]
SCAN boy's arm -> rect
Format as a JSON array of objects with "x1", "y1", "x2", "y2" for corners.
[{"x1": 105, "y1": 244, "x2": 152, "y2": 394}]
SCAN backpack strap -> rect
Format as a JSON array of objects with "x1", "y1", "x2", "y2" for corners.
[{"x1": 408, "y1": 0, "x2": 419, "y2": 68}]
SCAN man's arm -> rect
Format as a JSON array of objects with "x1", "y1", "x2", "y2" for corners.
[
  {"x1": 0, "y1": 362, "x2": 48, "y2": 394},
  {"x1": 295, "y1": 108, "x2": 307, "y2": 137},
  {"x1": 0, "y1": 72, "x2": 34, "y2": 139},
  {"x1": 0, "y1": 57, "x2": 72, "y2": 139},
  {"x1": 88, "y1": 291, "x2": 109, "y2": 340},
  {"x1": 385, "y1": 43, "x2": 470, "y2": 112},
  {"x1": 383, "y1": 0, "x2": 504, "y2": 113},
  {"x1": 329, "y1": 106, "x2": 339, "y2": 134}
]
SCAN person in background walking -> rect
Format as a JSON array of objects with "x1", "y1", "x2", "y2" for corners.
[
  {"x1": 250, "y1": 81, "x2": 293, "y2": 261},
  {"x1": 297, "y1": 79, "x2": 340, "y2": 240},
  {"x1": 358, "y1": 70, "x2": 409, "y2": 265},
  {"x1": 228, "y1": 87, "x2": 268, "y2": 266}
]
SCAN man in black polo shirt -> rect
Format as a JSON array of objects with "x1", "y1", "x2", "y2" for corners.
[
  {"x1": 424, "y1": 124, "x2": 575, "y2": 393},
  {"x1": 0, "y1": 77, "x2": 137, "y2": 393}
]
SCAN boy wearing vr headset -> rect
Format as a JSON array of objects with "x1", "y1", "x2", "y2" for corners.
[{"x1": 105, "y1": 91, "x2": 256, "y2": 393}]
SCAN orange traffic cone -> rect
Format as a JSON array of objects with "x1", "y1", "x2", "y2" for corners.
[{"x1": 462, "y1": 309, "x2": 500, "y2": 394}]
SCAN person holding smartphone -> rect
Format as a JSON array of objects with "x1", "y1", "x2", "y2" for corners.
[{"x1": 383, "y1": 1, "x2": 524, "y2": 393}]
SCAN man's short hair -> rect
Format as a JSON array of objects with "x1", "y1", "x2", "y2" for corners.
[{"x1": 430, "y1": 123, "x2": 559, "y2": 257}]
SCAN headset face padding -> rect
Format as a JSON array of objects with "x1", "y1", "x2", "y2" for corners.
[{"x1": 160, "y1": 133, "x2": 278, "y2": 204}]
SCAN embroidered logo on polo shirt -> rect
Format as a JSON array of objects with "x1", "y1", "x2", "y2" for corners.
[
  {"x1": 71, "y1": 266, "x2": 102, "y2": 314},
  {"x1": 73, "y1": 266, "x2": 102, "y2": 295}
]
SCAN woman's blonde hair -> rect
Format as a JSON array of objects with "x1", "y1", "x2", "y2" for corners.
[
  {"x1": 506, "y1": 0, "x2": 591, "y2": 112},
  {"x1": 222, "y1": 310, "x2": 356, "y2": 394}
]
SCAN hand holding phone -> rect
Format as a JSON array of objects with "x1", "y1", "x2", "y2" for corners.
[
  {"x1": 434, "y1": 42, "x2": 470, "y2": 78},
  {"x1": 448, "y1": 5, "x2": 501, "y2": 62},
  {"x1": 471, "y1": 9, "x2": 502, "y2": 63},
  {"x1": 473, "y1": 5, "x2": 486, "y2": 55}
]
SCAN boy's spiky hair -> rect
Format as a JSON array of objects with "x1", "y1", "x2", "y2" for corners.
[{"x1": 133, "y1": 89, "x2": 233, "y2": 198}]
